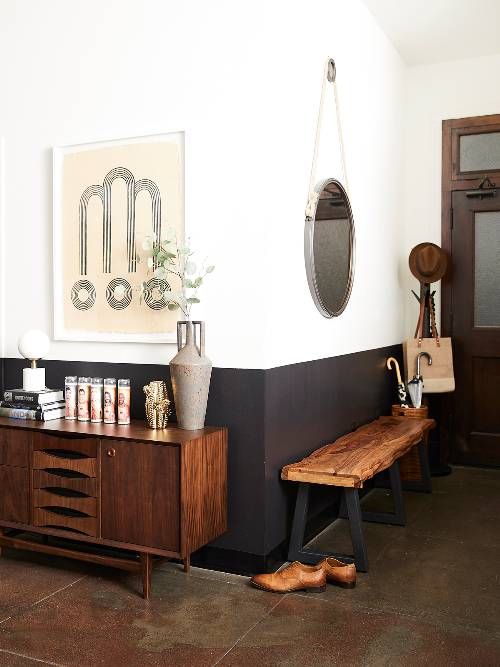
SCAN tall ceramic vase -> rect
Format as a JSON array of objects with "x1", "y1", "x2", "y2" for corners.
[{"x1": 170, "y1": 321, "x2": 212, "y2": 430}]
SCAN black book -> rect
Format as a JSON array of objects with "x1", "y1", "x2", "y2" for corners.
[
  {"x1": 0, "y1": 400, "x2": 65, "y2": 412},
  {"x1": 3, "y1": 388, "x2": 64, "y2": 406}
]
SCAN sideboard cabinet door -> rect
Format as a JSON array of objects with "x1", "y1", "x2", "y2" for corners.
[
  {"x1": 0, "y1": 466, "x2": 29, "y2": 524},
  {"x1": 100, "y1": 440, "x2": 180, "y2": 552}
]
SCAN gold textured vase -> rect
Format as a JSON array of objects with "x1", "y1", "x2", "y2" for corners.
[{"x1": 144, "y1": 380, "x2": 170, "y2": 429}]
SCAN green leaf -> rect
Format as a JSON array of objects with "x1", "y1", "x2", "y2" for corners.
[
  {"x1": 154, "y1": 266, "x2": 167, "y2": 279},
  {"x1": 157, "y1": 250, "x2": 176, "y2": 264},
  {"x1": 167, "y1": 303, "x2": 179, "y2": 311},
  {"x1": 187, "y1": 297, "x2": 200, "y2": 304},
  {"x1": 193, "y1": 276, "x2": 203, "y2": 288},
  {"x1": 206, "y1": 265, "x2": 215, "y2": 273},
  {"x1": 184, "y1": 279, "x2": 195, "y2": 288}
]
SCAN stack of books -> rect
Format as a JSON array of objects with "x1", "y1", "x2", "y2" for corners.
[{"x1": 0, "y1": 388, "x2": 65, "y2": 421}]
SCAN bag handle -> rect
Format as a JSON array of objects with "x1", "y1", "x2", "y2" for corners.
[
  {"x1": 413, "y1": 289, "x2": 441, "y2": 348},
  {"x1": 414, "y1": 296, "x2": 425, "y2": 344},
  {"x1": 305, "y1": 58, "x2": 348, "y2": 219},
  {"x1": 429, "y1": 293, "x2": 441, "y2": 347}
]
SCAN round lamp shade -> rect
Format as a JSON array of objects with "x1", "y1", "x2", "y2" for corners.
[{"x1": 18, "y1": 330, "x2": 50, "y2": 361}]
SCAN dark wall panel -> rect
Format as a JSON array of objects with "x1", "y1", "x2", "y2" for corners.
[
  {"x1": 1, "y1": 344, "x2": 402, "y2": 560},
  {"x1": 263, "y1": 344, "x2": 403, "y2": 553}
]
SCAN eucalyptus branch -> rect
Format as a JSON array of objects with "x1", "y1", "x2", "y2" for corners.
[{"x1": 139, "y1": 232, "x2": 214, "y2": 320}]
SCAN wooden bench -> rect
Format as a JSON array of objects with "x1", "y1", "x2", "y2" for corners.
[{"x1": 281, "y1": 416, "x2": 435, "y2": 572}]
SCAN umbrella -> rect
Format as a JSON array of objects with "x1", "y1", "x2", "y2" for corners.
[
  {"x1": 386, "y1": 357, "x2": 409, "y2": 408},
  {"x1": 407, "y1": 351, "x2": 432, "y2": 408}
]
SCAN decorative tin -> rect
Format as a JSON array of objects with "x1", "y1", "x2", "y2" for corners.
[
  {"x1": 103, "y1": 378, "x2": 117, "y2": 424},
  {"x1": 65, "y1": 376, "x2": 77, "y2": 420},
  {"x1": 90, "y1": 378, "x2": 103, "y2": 423},
  {"x1": 77, "y1": 377, "x2": 91, "y2": 422},
  {"x1": 117, "y1": 379, "x2": 131, "y2": 425}
]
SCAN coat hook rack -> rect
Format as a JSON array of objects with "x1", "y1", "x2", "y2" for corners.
[{"x1": 412, "y1": 284, "x2": 435, "y2": 338}]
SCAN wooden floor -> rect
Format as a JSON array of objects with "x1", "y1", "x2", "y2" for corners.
[{"x1": 0, "y1": 466, "x2": 499, "y2": 666}]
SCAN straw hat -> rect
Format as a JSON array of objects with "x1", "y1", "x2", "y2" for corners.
[{"x1": 409, "y1": 242, "x2": 448, "y2": 284}]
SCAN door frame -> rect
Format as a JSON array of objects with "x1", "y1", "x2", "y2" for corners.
[
  {"x1": 442, "y1": 113, "x2": 500, "y2": 335},
  {"x1": 441, "y1": 113, "x2": 500, "y2": 461}
]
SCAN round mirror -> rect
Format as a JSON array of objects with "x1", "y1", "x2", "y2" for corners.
[{"x1": 304, "y1": 178, "x2": 355, "y2": 318}]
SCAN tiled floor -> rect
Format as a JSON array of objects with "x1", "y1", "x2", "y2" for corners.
[{"x1": 0, "y1": 466, "x2": 499, "y2": 666}]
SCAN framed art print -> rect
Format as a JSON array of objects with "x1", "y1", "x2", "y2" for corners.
[{"x1": 53, "y1": 132, "x2": 184, "y2": 342}]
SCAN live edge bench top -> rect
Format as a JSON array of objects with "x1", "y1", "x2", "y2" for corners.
[{"x1": 281, "y1": 416, "x2": 435, "y2": 489}]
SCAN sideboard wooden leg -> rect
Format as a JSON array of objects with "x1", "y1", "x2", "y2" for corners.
[
  {"x1": 141, "y1": 553, "x2": 152, "y2": 600},
  {"x1": 183, "y1": 555, "x2": 190, "y2": 573}
]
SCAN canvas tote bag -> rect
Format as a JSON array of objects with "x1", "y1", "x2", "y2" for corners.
[{"x1": 403, "y1": 296, "x2": 455, "y2": 393}]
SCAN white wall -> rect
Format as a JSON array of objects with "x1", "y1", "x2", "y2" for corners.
[
  {"x1": 0, "y1": 0, "x2": 406, "y2": 370},
  {"x1": 261, "y1": 4, "x2": 406, "y2": 367},
  {"x1": 402, "y1": 53, "x2": 500, "y2": 337}
]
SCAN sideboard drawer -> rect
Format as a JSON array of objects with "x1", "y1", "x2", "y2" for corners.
[
  {"x1": 33, "y1": 489, "x2": 97, "y2": 517},
  {"x1": 33, "y1": 433, "x2": 97, "y2": 458},
  {"x1": 34, "y1": 470, "x2": 97, "y2": 497},
  {"x1": 33, "y1": 508, "x2": 97, "y2": 537},
  {"x1": 0, "y1": 428, "x2": 30, "y2": 467},
  {"x1": 33, "y1": 450, "x2": 97, "y2": 477}
]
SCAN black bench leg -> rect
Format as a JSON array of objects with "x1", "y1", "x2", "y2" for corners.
[
  {"x1": 344, "y1": 488, "x2": 369, "y2": 572},
  {"x1": 389, "y1": 460, "x2": 406, "y2": 525},
  {"x1": 287, "y1": 482, "x2": 367, "y2": 571},
  {"x1": 361, "y1": 460, "x2": 406, "y2": 526},
  {"x1": 287, "y1": 483, "x2": 311, "y2": 562}
]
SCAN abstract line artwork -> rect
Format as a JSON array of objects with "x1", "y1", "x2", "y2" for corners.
[
  {"x1": 79, "y1": 168, "x2": 161, "y2": 276},
  {"x1": 105, "y1": 278, "x2": 133, "y2": 310},
  {"x1": 76, "y1": 167, "x2": 161, "y2": 312},
  {"x1": 71, "y1": 280, "x2": 96, "y2": 311},
  {"x1": 143, "y1": 277, "x2": 171, "y2": 311},
  {"x1": 53, "y1": 133, "x2": 184, "y2": 343}
]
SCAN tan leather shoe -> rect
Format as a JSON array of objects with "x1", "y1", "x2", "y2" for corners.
[
  {"x1": 250, "y1": 561, "x2": 326, "y2": 593},
  {"x1": 319, "y1": 556, "x2": 356, "y2": 588}
]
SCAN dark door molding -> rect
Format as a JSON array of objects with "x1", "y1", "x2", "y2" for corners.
[
  {"x1": 442, "y1": 113, "x2": 500, "y2": 337},
  {"x1": 442, "y1": 113, "x2": 500, "y2": 465}
]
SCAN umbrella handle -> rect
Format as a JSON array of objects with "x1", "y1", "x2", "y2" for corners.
[{"x1": 386, "y1": 357, "x2": 403, "y2": 385}]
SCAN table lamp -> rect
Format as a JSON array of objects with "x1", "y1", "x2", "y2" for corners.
[{"x1": 18, "y1": 330, "x2": 50, "y2": 391}]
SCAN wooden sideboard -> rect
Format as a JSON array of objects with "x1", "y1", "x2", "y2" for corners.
[{"x1": 0, "y1": 418, "x2": 227, "y2": 598}]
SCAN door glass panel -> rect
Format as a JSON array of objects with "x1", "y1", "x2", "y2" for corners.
[
  {"x1": 460, "y1": 132, "x2": 500, "y2": 172},
  {"x1": 475, "y1": 211, "x2": 500, "y2": 326}
]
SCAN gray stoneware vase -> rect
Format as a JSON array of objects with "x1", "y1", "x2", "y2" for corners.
[{"x1": 170, "y1": 321, "x2": 212, "y2": 430}]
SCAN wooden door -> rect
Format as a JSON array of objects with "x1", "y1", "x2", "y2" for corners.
[
  {"x1": 101, "y1": 440, "x2": 180, "y2": 552},
  {"x1": 451, "y1": 189, "x2": 500, "y2": 465}
]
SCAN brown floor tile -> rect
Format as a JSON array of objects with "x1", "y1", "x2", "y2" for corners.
[
  {"x1": 219, "y1": 594, "x2": 500, "y2": 667},
  {"x1": 305, "y1": 535, "x2": 500, "y2": 636},
  {"x1": 438, "y1": 466, "x2": 500, "y2": 490},
  {"x1": 0, "y1": 567, "x2": 280, "y2": 667},
  {"x1": 0, "y1": 648, "x2": 60, "y2": 665},
  {"x1": 157, "y1": 562, "x2": 249, "y2": 587},
  {"x1": 0, "y1": 548, "x2": 89, "y2": 622},
  {"x1": 409, "y1": 494, "x2": 500, "y2": 546}
]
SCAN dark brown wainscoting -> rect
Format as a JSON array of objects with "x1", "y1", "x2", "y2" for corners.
[
  {"x1": 1, "y1": 344, "x2": 402, "y2": 574},
  {"x1": 262, "y1": 345, "x2": 403, "y2": 554}
]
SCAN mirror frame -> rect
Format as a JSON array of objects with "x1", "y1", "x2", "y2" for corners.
[{"x1": 304, "y1": 178, "x2": 355, "y2": 318}]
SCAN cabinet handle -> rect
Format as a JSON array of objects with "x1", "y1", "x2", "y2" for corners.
[{"x1": 106, "y1": 448, "x2": 116, "y2": 458}]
